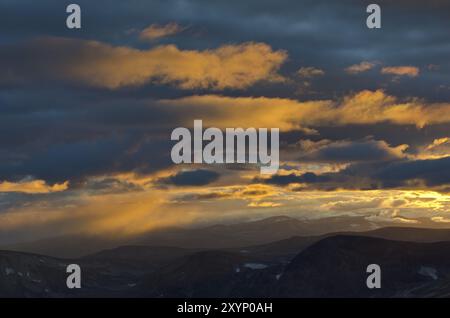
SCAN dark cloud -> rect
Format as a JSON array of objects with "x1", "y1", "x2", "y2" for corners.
[
  {"x1": 0, "y1": 0, "x2": 449, "y2": 245},
  {"x1": 0, "y1": 0, "x2": 448, "y2": 189},
  {"x1": 158, "y1": 169, "x2": 220, "y2": 186},
  {"x1": 72, "y1": 177, "x2": 143, "y2": 194},
  {"x1": 263, "y1": 172, "x2": 332, "y2": 185},
  {"x1": 263, "y1": 156, "x2": 450, "y2": 191},
  {"x1": 1, "y1": 0, "x2": 450, "y2": 100},
  {"x1": 293, "y1": 139, "x2": 406, "y2": 163},
  {"x1": 374, "y1": 156, "x2": 450, "y2": 187}
]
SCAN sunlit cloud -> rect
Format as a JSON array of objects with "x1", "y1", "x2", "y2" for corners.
[
  {"x1": 431, "y1": 216, "x2": 450, "y2": 223},
  {"x1": 381, "y1": 66, "x2": 420, "y2": 77},
  {"x1": 248, "y1": 201, "x2": 282, "y2": 208},
  {"x1": 0, "y1": 179, "x2": 68, "y2": 194},
  {"x1": 139, "y1": 22, "x2": 185, "y2": 40},
  {"x1": 345, "y1": 61, "x2": 377, "y2": 74},
  {"x1": 416, "y1": 137, "x2": 450, "y2": 160},
  {"x1": 161, "y1": 90, "x2": 450, "y2": 130},
  {"x1": 0, "y1": 37, "x2": 287, "y2": 90}
]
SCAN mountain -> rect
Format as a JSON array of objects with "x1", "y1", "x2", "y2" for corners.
[
  {"x1": 134, "y1": 251, "x2": 251, "y2": 297},
  {"x1": 0, "y1": 215, "x2": 384, "y2": 258},
  {"x1": 130, "y1": 235, "x2": 450, "y2": 298},
  {"x1": 6, "y1": 215, "x2": 450, "y2": 258},
  {"x1": 0, "y1": 249, "x2": 128, "y2": 297},
  {"x1": 276, "y1": 235, "x2": 450, "y2": 297},
  {"x1": 228, "y1": 226, "x2": 450, "y2": 263},
  {"x1": 134, "y1": 215, "x2": 380, "y2": 249},
  {"x1": 362, "y1": 226, "x2": 450, "y2": 243},
  {"x1": 82, "y1": 245, "x2": 197, "y2": 271},
  {"x1": 4, "y1": 232, "x2": 450, "y2": 297},
  {"x1": 0, "y1": 245, "x2": 199, "y2": 297}
]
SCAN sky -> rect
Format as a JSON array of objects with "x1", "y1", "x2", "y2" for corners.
[{"x1": 0, "y1": 0, "x2": 449, "y2": 245}]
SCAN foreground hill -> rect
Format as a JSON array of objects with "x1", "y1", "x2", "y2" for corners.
[
  {"x1": 277, "y1": 235, "x2": 450, "y2": 297},
  {"x1": 133, "y1": 236, "x2": 450, "y2": 298}
]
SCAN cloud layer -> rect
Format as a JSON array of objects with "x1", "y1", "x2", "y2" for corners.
[{"x1": 0, "y1": 37, "x2": 287, "y2": 90}]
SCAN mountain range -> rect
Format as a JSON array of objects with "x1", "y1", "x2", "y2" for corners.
[
  {"x1": 2, "y1": 216, "x2": 450, "y2": 297},
  {"x1": 2, "y1": 215, "x2": 446, "y2": 258}
]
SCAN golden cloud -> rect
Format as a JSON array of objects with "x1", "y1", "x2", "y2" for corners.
[
  {"x1": 139, "y1": 22, "x2": 184, "y2": 40},
  {"x1": 381, "y1": 66, "x2": 420, "y2": 77},
  {"x1": 248, "y1": 201, "x2": 282, "y2": 208},
  {"x1": 0, "y1": 179, "x2": 68, "y2": 194},
  {"x1": 427, "y1": 137, "x2": 450, "y2": 150},
  {"x1": 431, "y1": 216, "x2": 450, "y2": 223},
  {"x1": 416, "y1": 137, "x2": 450, "y2": 160},
  {"x1": 3, "y1": 37, "x2": 287, "y2": 90},
  {"x1": 159, "y1": 94, "x2": 328, "y2": 131},
  {"x1": 345, "y1": 61, "x2": 377, "y2": 74},
  {"x1": 160, "y1": 90, "x2": 450, "y2": 130}
]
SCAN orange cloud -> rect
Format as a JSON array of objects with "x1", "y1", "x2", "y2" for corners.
[
  {"x1": 381, "y1": 66, "x2": 420, "y2": 77},
  {"x1": 0, "y1": 179, "x2": 68, "y2": 194},
  {"x1": 248, "y1": 201, "x2": 282, "y2": 208},
  {"x1": 2, "y1": 37, "x2": 287, "y2": 90},
  {"x1": 139, "y1": 22, "x2": 184, "y2": 40},
  {"x1": 159, "y1": 94, "x2": 328, "y2": 131},
  {"x1": 431, "y1": 216, "x2": 450, "y2": 223},
  {"x1": 426, "y1": 137, "x2": 450, "y2": 150},
  {"x1": 160, "y1": 90, "x2": 450, "y2": 130},
  {"x1": 416, "y1": 137, "x2": 450, "y2": 160},
  {"x1": 345, "y1": 61, "x2": 377, "y2": 74}
]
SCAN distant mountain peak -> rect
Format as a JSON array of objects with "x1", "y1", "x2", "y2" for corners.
[{"x1": 257, "y1": 215, "x2": 296, "y2": 223}]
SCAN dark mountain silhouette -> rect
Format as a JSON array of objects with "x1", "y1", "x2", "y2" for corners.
[
  {"x1": 3, "y1": 225, "x2": 450, "y2": 297},
  {"x1": 134, "y1": 251, "x2": 253, "y2": 298},
  {"x1": 0, "y1": 246, "x2": 197, "y2": 297},
  {"x1": 276, "y1": 235, "x2": 450, "y2": 297},
  {"x1": 362, "y1": 226, "x2": 450, "y2": 243},
  {"x1": 4, "y1": 215, "x2": 435, "y2": 258},
  {"x1": 82, "y1": 245, "x2": 197, "y2": 269},
  {"x1": 227, "y1": 226, "x2": 450, "y2": 263}
]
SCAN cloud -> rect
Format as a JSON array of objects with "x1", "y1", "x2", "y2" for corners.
[
  {"x1": 381, "y1": 66, "x2": 420, "y2": 77},
  {"x1": 263, "y1": 156, "x2": 450, "y2": 192},
  {"x1": 0, "y1": 189, "x2": 199, "y2": 243},
  {"x1": 162, "y1": 90, "x2": 450, "y2": 130},
  {"x1": 0, "y1": 179, "x2": 68, "y2": 194},
  {"x1": 158, "y1": 169, "x2": 220, "y2": 186},
  {"x1": 263, "y1": 172, "x2": 332, "y2": 186},
  {"x1": 0, "y1": 0, "x2": 450, "y2": 247},
  {"x1": 295, "y1": 139, "x2": 408, "y2": 163},
  {"x1": 0, "y1": 37, "x2": 287, "y2": 90},
  {"x1": 321, "y1": 90, "x2": 450, "y2": 128},
  {"x1": 248, "y1": 201, "x2": 282, "y2": 208},
  {"x1": 172, "y1": 183, "x2": 280, "y2": 203},
  {"x1": 0, "y1": 89, "x2": 449, "y2": 186},
  {"x1": 297, "y1": 67, "x2": 324, "y2": 78},
  {"x1": 321, "y1": 198, "x2": 383, "y2": 212},
  {"x1": 345, "y1": 61, "x2": 377, "y2": 74},
  {"x1": 139, "y1": 22, "x2": 184, "y2": 40},
  {"x1": 374, "y1": 156, "x2": 450, "y2": 188},
  {"x1": 431, "y1": 216, "x2": 450, "y2": 223},
  {"x1": 417, "y1": 137, "x2": 450, "y2": 159},
  {"x1": 426, "y1": 137, "x2": 449, "y2": 151},
  {"x1": 158, "y1": 94, "x2": 328, "y2": 131}
]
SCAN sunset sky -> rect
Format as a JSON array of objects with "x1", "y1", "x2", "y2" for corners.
[{"x1": 0, "y1": 0, "x2": 449, "y2": 245}]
